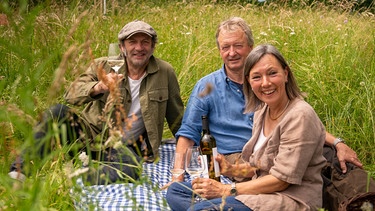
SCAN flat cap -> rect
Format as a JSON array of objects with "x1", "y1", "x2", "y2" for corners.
[{"x1": 118, "y1": 20, "x2": 157, "y2": 41}]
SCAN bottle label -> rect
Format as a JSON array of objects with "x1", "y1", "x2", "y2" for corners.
[
  {"x1": 202, "y1": 155, "x2": 209, "y2": 178},
  {"x1": 212, "y1": 147, "x2": 220, "y2": 177}
]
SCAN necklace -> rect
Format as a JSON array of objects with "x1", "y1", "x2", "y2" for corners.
[{"x1": 269, "y1": 100, "x2": 290, "y2": 120}]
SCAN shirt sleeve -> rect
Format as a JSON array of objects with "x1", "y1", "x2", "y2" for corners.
[
  {"x1": 175, "y1": 80, "x2": 210, "y2": 145},
  {"x1": 64, "y1": 61, "x2": 108, "y2": 105}
]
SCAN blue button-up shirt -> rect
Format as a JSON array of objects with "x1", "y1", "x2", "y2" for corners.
[{"x1": 176, "y1": 65, "x2": 254, "y2": 154}]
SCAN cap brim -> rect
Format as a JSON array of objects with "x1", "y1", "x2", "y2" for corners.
[{"x1": 126, "y1": 30, "x2": 153, "y2": 39}]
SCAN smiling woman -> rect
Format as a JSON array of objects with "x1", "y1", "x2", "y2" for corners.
[{"x1": 240, "y1": 44, "x2": 326, "y2": 210}]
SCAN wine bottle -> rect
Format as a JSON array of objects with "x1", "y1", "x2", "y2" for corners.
[{"x1": 199, "y1": 115, "x2": 220, "y2": 182}]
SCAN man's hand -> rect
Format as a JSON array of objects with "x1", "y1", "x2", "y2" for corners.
[
  {"x1": 325, "y1": 132, "x2": 363, "y2": 173},
  {"x1": 215, "y1": 154, "x2": 234, "y2": 177},
  {"x1": 161, "y1": 136, "x2": 194, "y2": 190},
  {"x1": 336, "y1": 143, "x2": 363, "y2": 173},
  {"x1": 161, "y1": 172, "x2": 184, "y2": 190},
  {"x1": 216, "y1": 154, "x2": 256, "y2": 178},
  {"x1": 91, "y1": 72, "x2": 124, "y2": 96}
]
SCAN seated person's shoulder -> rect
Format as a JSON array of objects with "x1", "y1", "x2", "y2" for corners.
[
  {"x1": 288, "y1": 99, "x2": 322, "y2": 124},
  {"x1": 154, "y1": 57, "x2": 174, "y2": 70},
  {"x1": 94, "y1": 56, "x2": 108, "y2": 63},
  {"x1": 193, "y1": 70, "x2": 222, "y2": 89},
  {"x1": 292, "y1": 99, "x2": 314, "y2": 113}
]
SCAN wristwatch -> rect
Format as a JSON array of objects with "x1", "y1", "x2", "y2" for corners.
[
  {"x1": 230, "y1": 182, "x2": 237, "y2": 196},
  {"x1": 333, "y1": 137, "x2": 345, "y2": 148}
]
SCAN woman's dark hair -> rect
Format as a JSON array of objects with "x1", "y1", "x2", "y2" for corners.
[{"x1": 243, "y1": 44, "x2": 303, "y2": 113}]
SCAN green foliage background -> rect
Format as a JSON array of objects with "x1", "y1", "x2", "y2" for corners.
[{"x1": 0, "y1": 0, "x2": 374, "y2": 210}]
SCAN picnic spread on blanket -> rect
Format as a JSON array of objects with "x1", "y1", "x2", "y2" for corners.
[{"x1": 71, "y1": 143, "x2": 232, "y2": 210}]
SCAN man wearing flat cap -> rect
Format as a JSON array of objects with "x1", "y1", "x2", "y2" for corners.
[{"x1": 9, "y1": 20, "x2": 184, "y2": 185}]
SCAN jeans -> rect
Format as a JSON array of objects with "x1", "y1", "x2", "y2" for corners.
[
  {"x1": 10, "y1": 104, "x2": 83, "y2": 174},
  {"x1": 10, "y1": 104, "x2": 142, "y2": 184},
  {"x1": 166, "y1": 182, "x2": 252, "y2": 211}
]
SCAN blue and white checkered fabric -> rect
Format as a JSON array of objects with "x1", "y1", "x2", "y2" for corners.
[{"x1": 71, "y1": 144, "x2": 231, "y2": 210}]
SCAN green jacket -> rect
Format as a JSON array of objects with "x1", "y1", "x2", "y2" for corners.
[{"x1": 64, "y1": 55, "x2": 184, "y2": 159}]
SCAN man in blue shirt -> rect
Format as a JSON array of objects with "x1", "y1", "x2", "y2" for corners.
[
  {"x1": 174, "y1": 17, "x2": 362, "y2": 182},
  {"x1": 177, "y1": 69, "x2": 253, "y2": 156}
]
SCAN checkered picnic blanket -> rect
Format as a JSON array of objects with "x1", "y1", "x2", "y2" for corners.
[{"x1": 71, "y1": 143, "x2": 231, "y2": 211}]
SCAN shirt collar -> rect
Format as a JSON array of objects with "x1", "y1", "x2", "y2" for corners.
[{"x1": 221, "y1": 65, "x2": 243, "y2": 89}]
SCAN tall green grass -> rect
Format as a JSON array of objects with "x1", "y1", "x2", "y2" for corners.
[{"x1": 0, "y1": 0, "x2": 374, "y2": 209}]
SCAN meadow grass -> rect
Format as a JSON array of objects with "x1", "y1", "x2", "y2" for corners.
[{"x1": 0, "y1": 0, "x2": 374, "y2": 209}]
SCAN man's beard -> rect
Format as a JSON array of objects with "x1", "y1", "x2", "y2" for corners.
[{"x1": 123, "y1": 49, "x2": 153, "y2": 69}]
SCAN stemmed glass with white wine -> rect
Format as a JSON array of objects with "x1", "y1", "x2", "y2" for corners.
[
  {"x1": 107, "y1": 43, "x2": 123, "y2": 73},
  {"x1": 185, "y1": 146, "x2": 205, "y2": 202}
]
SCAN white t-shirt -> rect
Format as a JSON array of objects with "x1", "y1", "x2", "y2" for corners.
[
  {"x1": 254, "y1": 127, "x2": 267, "y2": 152},
  {"x1": 122, "y1": 73, "x2": 146, "y2": 143}
]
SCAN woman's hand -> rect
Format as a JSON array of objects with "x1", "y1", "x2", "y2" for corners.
[{"x1": 192, "y1": 177, "x2": 230, "y2": 199}]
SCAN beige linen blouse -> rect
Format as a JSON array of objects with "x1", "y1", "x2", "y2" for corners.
[{"x1": 236, "y1": 98, "x2": 326, "y2": 211}]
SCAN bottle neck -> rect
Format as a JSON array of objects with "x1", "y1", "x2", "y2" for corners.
[
  {"x1": 202, "y1": 116, "x2": 210, "y2": 135},
  {"x1": 202, "y1": 129, "x2": 210, "y2": 134}
]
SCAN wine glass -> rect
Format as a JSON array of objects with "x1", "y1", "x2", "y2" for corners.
[
  {"x1": 185, "y1": 146, "x2": 205, "y2": 202},
  {"x1": 107, "y1": 43, "x2": 123, "y2": 73},
  {"x1": 108, "y1": 43, "x2": 120, "y2": 60},
  {"x1": 170, "y1": 152, "x2": 185, "y2": 181}
]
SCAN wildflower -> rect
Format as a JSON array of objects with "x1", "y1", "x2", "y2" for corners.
[
  {"x1": 113, "y1": 141, "x2": 123, "y2": 149},
  {"x1": 64, "y1": 161, "x2": 89, "y2": 179},
  {"x1": 79, "y1": 152, "x2": 89, "y2": 166},
  {"x1": 360, "y1": 81, "x2": 365, "y2": 86},
  {"x1": 104, "y1": 130, "x2": 122, "y2": 146},
  {"x1": 260, "y1": 31, "x2": 268, "y2": 36},
  {"x1": 68, "y1": 167, "x2": 89, "y2": 179}
]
